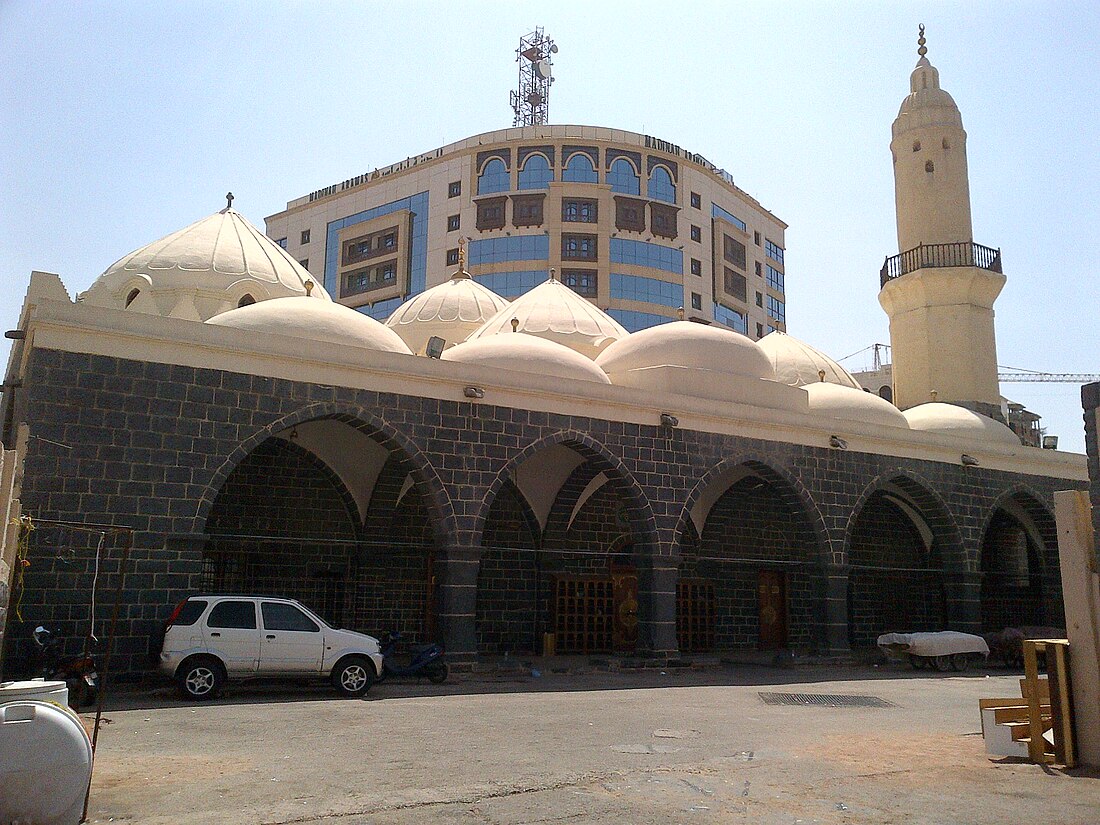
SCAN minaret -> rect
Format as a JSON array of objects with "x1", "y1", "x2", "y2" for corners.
[{"x1": 878, "y1": 25, "x2": 1006, "y2": 420}]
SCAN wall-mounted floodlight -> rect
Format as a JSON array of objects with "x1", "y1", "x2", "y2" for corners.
[
  {"x1": 961, "y1": 454, "x2": 979, "y2": 467},
  {"x1": 464, "y1": 386, "x2": 485, "y2": 399},
  {"x1": 4, "y1": 330, "x2": 26, "y2": 340},
  {"x1": 829, "y1": 435, "x2": 848, "y2": 450},
  {"x1": 660, "y1": 413, "x2": 679, "y2": 428},
  {"x1": 1042, "y1": 435, "x2": 1059, "y2": 450},
  {"x1": 425, "y1": 336, "x2": 446, "y2": 359}
]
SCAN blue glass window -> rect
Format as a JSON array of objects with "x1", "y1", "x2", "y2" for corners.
[
  {"x1": 711, "y1": 203, "x2": 747, "y2": 232},
  {"x1": 766, "y1": 264, "x2": 785, "y2": 293},
  {"x1": 477, "y1": 158, "x2": 510, "y2": 195},
  {"x1": 607, "y1": 309, "x2": 674, "y2": 333},
  {"x1": 276, "y1": 237, "x2": 288, "y2": 249},
  {"x1": 713, "y1": 302, "x2": 748, "y2": 334},
  {"x1": 767, "y1": 294, "x2": 785, "y2": 323},
  {"x1": 473, "y1": 270, "x2": 547, "y2": 297},
  {"x1": 610, "y1": 273, "x2": 683, "y2": 309},
  {"x1": 468, "y1": 235, "x2": 550, "y2": 265},
  {"x1": 609, "y1": 238, "x2": 683, "y2": 275},
  {"x1": 562, "y1": 153, "x2": 598, "y2": 183},
  {"x1": 607, "y1": 158, "x2": 640, "y2": 195},
  {"x1": 647, "y1": 166, "x2": 676, "y2": 204},
  {"x1": 518, "y1": 154, "x2": 553, "y2": 190},
  {"x1": 765, "y1": 238, "x2": 784, "y2": 264},
  {"x1": 357, "y1": 296, "x2": 404, "y2": 322}
]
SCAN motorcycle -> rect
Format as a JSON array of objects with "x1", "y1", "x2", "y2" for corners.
[
  {"x1": 31, "y1": 626, "x2": 99, "y2": 709},
  {"x1": 375, "y1": 631, "x2": 448, "y2": 684}
]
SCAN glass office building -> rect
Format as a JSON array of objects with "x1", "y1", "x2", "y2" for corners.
[{"x1": 266, "y1": 126, "x2": 786, "y2": 337}]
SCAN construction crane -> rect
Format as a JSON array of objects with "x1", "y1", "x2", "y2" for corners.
[
  {"x1": 998, "y1": 370, "x2": 1100, "y2": 383},
  {"x1": 840, "y1": 345, "x2": 1098, "y2": 384}
]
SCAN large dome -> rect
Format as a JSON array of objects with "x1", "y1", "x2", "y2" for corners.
[
  {"x1": 385, "y1": 270, "x2": 508, "y2": 355},
  {"x1": 593, "y1": 321, "x2": 805, "y2": 411},
  {"x1": 804, "y1": 382, "x2": 910, "y2": 429},
  {"x1": 466, "y1": 276, "x2": 628, "y2": 358},
  {"x1": 81, "y1": 205, "x2": 329, "y2": 321},
  {"x1": 903, "y1": 403, "x2": 1020, "y2": 446},
  {"x1": 595, "y1": 321, "x2": 774, "y2": 380},
  {"x1": 757, "y1": 331, "x2": 861, "y2": 389},
  {"x1": 207, "y1": 296, "x2": 410, "y2": 354},
  {"x1": 442, "y1": 333, "x2": 611, "y2": 384}
]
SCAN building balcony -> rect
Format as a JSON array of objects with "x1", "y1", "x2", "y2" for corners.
[{"x1": 880, "y1": 242, "x2": 1002, "y2": 288}]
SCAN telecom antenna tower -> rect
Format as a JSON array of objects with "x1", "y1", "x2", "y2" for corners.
[{"x1": 510, "y1": 28, "x2": 558, "y2": 127}]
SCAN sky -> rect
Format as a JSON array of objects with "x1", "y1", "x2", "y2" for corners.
[{"x1": 1, "y1": 1, "x2": 1097, "y2": 452}]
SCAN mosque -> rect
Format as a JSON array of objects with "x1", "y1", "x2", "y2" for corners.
[{"x1": 0, "y1": 33, "x2": 1088, "y2": 677}]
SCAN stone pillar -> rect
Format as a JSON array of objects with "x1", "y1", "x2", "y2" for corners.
[
  {"x1": 944, "y1": 570, "x2": 982, "y2": 634},
  {"x1": 822, "y1": 563, "x2": 851, "y2": 655},
  {"x1": 435, "y1": 548, "x2": 480, "y2": 661},
  {"x1": 635, "y1": 558, "x2": 679, "y2": 657}
]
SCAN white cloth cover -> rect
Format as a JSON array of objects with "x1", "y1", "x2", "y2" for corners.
[{"x1": 876, "y1": 631, "x2": 990, "y2": 657}]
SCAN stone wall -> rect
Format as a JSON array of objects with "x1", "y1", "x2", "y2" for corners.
[{"x1": 3, "y1": 347, "x2": 1085, "y2": 677}]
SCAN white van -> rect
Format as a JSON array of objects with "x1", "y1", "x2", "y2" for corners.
[{"x1": 158, "y1": 595, "x2": 384, "y2": 700}]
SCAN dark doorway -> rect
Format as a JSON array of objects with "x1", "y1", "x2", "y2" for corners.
[{"x1": 758, "y1": 570, "x2": 788, "y2": 649}]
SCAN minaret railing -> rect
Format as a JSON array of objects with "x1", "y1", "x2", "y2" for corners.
[{"x1": 880, "y1": 241, "x2": 1002, "y2": 287}]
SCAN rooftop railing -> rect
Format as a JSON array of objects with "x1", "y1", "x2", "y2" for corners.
[{"x1": 880, "y1": 241, "x2": 1002, "y2": 288}]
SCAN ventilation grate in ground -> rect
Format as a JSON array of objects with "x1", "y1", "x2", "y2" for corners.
[{"x1": 758, "y1": 692, "x2": 895, "y2": 708}]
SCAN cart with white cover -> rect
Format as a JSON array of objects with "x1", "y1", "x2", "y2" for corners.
[{"x1": 877, "y1": 631, "x2": 989, "y2": 672}]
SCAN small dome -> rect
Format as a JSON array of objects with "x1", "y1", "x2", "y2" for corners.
[
  {"x1": 207, "y1": 296, "x2": 411, "y2": 354},
  {"x1": 386, "y1": 272, "x2": 508, "y2": 354},
  {"x1": 804, "y1": 383, "x2": 909, "y2": 429},
  {"x1": 81, "y1": 206, "x2": 329, "y2": 321},
  {"x1": 903, "y1": 403, "x2": 1020, "y2": 446},
  {"x1": 442, "y1": 333, "x2": 611, "y2": 384},
  {"x1": 467, "y1": 277, "x2": 628, "y2": 358},
  {"x1": 757, "y1": 331, "x2": 861, "y2": 389},
  {"x1": 595, "y1": 321, "x2": 775, "y2": 380}
]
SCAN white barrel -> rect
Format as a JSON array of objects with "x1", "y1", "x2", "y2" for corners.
[
  {"x1": 0, "y1": 700, "x2": 93, "y2": 825},
  {"x1": 0, "y1": 678, "x2": 69, "y2": 706}
]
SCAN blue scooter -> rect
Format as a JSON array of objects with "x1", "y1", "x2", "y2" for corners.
[{"x1": 375, "y1": 631, "x2": 448, "y2": 684}]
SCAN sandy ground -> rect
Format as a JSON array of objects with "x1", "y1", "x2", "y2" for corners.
[{"x1": 82, "y1": 664, "x2": 1100, "y2": 824}]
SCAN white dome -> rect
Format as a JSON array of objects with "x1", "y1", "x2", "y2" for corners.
[
  {"x1": 804, "y1": 383, "x2": 910, "y2": 429},
  {"x1": 81, "y1": 206, "x2": 329, "y2": 321},
  {"x1": 385, "y1": 272, "x2": 508, "y2": 354},
  {"x1": 595, "y1": 321, "x2": 775, "y2": 380},
  {"x1": 903, "y1": 403, "x2": 1020, "y2": 446},
  {"x1": 758, "y1": 331, "x2": 861, "y2": 389},
  {"x1": 442, "y1": 333, "x2": 611, "y2": 384},
  {"x1": 207, "y1": 296, "x2": 411, "y2": 354},
  {"x1": 467, "y1": 277, "x2": 628, "y2": 358}
]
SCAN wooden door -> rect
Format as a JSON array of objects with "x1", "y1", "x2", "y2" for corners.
[
  {"x1": 758, "y1": 570, "x2": 788, "y2": 650},
  {"x1": 611, "y1": 565, "x2": 639, "y2": 652}
]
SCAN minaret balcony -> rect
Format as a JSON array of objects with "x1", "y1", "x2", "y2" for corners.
[{"x1": 880, "y1": 241, "x2": 1002, "y2": 288}]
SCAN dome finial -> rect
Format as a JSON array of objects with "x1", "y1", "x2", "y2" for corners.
[
  {"x1": 549, "y1": 267, "x2": 557, "y2": 282},
  {"x1": 917, "y1": 23, "x2": 927, "y2": 58},
  {"x1": 304, "y1": 279, "x2": 314, "y2": 296},
  {"x1": 225, "y1": 191, "x2": 234, "y2": 210},
  {"x1": 452, "y1": 237, "x2": 471, "y2": 280}
]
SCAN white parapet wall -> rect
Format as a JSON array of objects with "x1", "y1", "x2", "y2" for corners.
[{"x1": 1054, "y1": 489, "x2": 1100, "y2": 768}]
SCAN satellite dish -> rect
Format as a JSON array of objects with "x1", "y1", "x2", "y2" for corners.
[
  {"x1": 549, "y1": 44, "x2": 559, "y2": 54},
  {"x1": 534, "y1": 59, "x2": 551, "y2": 79}
]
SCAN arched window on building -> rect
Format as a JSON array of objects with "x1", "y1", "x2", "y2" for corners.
[
  {"x1": 878, "y1": 385, "x2": 893, "y2": 403},
  {"x1": 607, "y1": 157, "x2": 640, "y2": 196},
  {"x1": 238, "y1": 294, "x2": 256, "y2": 308},
  {"x1": 648, "y1": 165, "x2": 676, "y2": 203},
  {"x1": 125, "y1": 288, "x2": 140, "y2": 307},
  {"x1": 477, "y1": 157, "x2": 510, "y2": 195},
  {"x1": 562, "y1": 153, "x2": 597, "y2": 184},
  {"x1": 518, "y1": 154, "x2": 553, "y2": 190}
]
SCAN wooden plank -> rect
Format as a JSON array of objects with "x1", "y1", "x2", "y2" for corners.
[
  {"x1": 1023, "y1": 641, "x2": 1051, "y2": 764},
  {"x1": 1050, "y1": 642, "x2": 1076, "y2": 768}
]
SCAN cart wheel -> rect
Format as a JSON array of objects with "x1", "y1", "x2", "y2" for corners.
[
  {"x1": 908, "y1": 654, "x2": 925, "y2": 670},
  {"x1": 950, "y1": 653, "x2": 971, "y2": 672},
  {"x1": 932, "y1": 655, "x2": 953, "y2": 672}
]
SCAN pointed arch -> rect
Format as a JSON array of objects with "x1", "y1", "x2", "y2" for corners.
[{"x1": 194, "y1": 401, "x2": 457, "y2": 550}]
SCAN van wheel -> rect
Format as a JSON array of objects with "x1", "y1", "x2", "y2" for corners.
[
  {"x1": 333, "y1": 656, "x2": 375, "y2": 697},
  {"x1": 178, "y1": 656, "x2": 224, "y2": 701}
]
